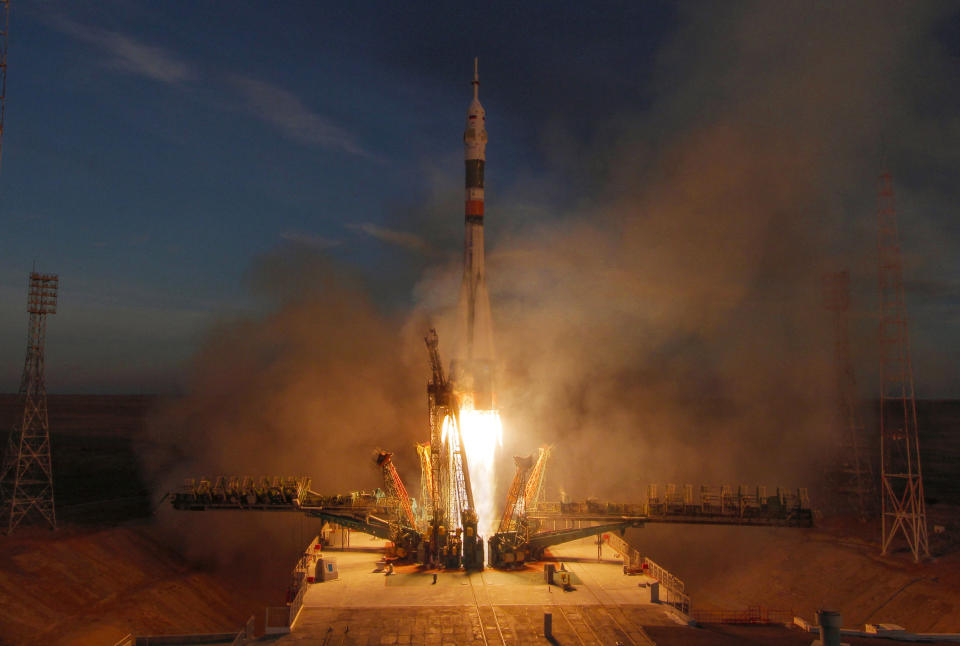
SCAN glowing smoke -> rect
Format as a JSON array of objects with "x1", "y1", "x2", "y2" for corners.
[{"x1": 141, "y1": 1, "x2": 960, "y2": 583}]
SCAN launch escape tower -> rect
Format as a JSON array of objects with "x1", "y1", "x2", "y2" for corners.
[
  {"x1": 876, "y1": 172, "x2": 929, "y2": 561},
  {"x1": 822, "y1": 270, "x2": 873, "y2": 520},
  {"x1": 1, "y1": 272, "x2": 59, "y2": 533}
]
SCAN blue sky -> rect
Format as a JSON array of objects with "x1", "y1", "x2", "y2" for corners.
[
  {"x1": 0, "y1": 1, "x2": 958, "y2": 395},
  {"x1": 0, "y1": 1, "x2": 675, "y2": 391}
]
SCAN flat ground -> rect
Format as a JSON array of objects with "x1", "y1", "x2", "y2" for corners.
[
  {"x1": 276, "y1": 535, "x2": 960, "y2": 645},
  {"x1": 277, "y1": 535, "x2": 684, "y2": 645}
]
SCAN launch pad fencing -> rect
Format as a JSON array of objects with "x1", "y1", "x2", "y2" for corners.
[
  {"x1": 114, "y1": 614, "x2": 254, "y2": 646},
  {"x1": 691, "y1": 606, "x2": 794, "y2": 625},
  {"x1": 604, "y1": 530, "x2": 691, "y2": 615},
  {"x1": 264, "y1": 536, "x2": 318, "y2": 635}
]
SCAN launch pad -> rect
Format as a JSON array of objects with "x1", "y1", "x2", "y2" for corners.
[
  {"x1": 165, "y1": 62, "x2": 815, "y2": 638},
  {"x1": 272, "y1": 533, "x2": 681, "y2": 645}
]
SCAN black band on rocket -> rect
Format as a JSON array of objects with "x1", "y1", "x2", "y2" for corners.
[{"x1": 465, "y1": 160, "x2": 485, "y2": 189}]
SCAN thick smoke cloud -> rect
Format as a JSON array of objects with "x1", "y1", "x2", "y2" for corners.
[
  {"x1": 144, "y1": 1, "x2": 959, "y2": 578},
  {"x1": 148, "y1": 247, "x2": 425, "y2": 489},
  {"x1": 145, "y1": 247, "x2": 429, "y2": 589},
  {"x1": 416, "y1": 1, "x2": 958, "y2": 499}
]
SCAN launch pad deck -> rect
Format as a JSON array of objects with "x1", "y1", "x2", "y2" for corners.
[{"x1": 274, "y1": 535, "x2": 683, "y2": 645}]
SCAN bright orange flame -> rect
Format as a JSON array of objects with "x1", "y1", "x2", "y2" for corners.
[
  {"x1": 439, "y1": 399, "x2": 503, "y2": 534},
  {"x1": 459, "y1": 400, "x2": 502, "y2": 535}
]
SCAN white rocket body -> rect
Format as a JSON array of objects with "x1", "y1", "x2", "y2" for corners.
[{"x1": 453, "y1": 60, "x2": 495, "y2": 410}]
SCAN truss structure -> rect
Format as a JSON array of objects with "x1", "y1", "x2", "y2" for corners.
[
  {"x1": 416, "y1": 442, "x2": 433, "y2": 523},
  {"x1": 376, "y1": 451, "x2": 416, "y2": 528},
  {"x1": 425, "y1": 328, "x2": 476, "y2": 530},
  {"x1": 876, "y1": 172, "x2": 928, "y2": 561},
  {"x1": 822, "y1": 270, "x2": 874, "y2": 520},
  {"x1": 523, "y1": 446, "x2": 551, "y2": 510},
  {"x1": 1, "y1": 272, "x2": 59, "y2": 532},
  {"x1": 498, "y1": 455, "x2": 532, "y2": 534}
]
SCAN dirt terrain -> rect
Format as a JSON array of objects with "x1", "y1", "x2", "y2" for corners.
[
  {"x1": 0, "y1": 524, "x2": 264, "y2": 646},
  {"x1": 628, "y1": 506, "x2": 960, "y2": 633},
  {"x1": 0, "y1": 395, "x2": 958, "y2": 643},
  {"x1": 0, "y1": 395, "x2": 266, "y2": 645},
  {"x1": 0, "y1": 395, "x2": 325, "y2": 645},
  {"x1": 625, "y1": 398, "x2": 960, "y2": 634}
]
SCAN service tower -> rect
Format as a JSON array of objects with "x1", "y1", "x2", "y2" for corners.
[{"x1": 452, "y1": 58, "x2": 496, "y2": 410}]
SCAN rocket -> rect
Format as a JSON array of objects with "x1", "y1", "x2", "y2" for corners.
[
  {"x1": 463, "y1": 58, "x2": 487, "y2": 226},
  {"x1": 452, "y1": 58, "x2": 496, "y2": 410}
]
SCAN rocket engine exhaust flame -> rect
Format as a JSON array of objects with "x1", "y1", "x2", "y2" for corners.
[
  {"x1": 457, "y1": 400, "x2": 503, "y2": 535},
  {"x1": 438, "y1": 402, "x2": 501, "y2": 534}
]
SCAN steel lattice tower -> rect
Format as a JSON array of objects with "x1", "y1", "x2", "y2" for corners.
[
  {"x1": 876, "y1": 172, "x2": 928, "y2": 561},
  {"x1": 822, "y1": 270, "x2": 873, "y2": 520},
  {"x1": 1, "y1": 272, "x2": 58, "y2": 533}
]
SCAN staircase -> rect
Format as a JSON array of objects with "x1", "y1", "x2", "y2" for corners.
[{"x1": 603, "y1": 532, "x2": 691, "y2": 615}]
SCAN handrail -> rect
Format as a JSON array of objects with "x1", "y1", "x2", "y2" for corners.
[
  {"x1": 602, "y1": 533, "x2": 690, "y2": 614},
  {"x1": 603, "y1": 531, "x2": 641, "y2": 568},
  {"x1": 133, "y1": 632, "x2": 239, "y2": 644},
  {"x1": 642, "y1": 556, "x2": 685, "y2": 593},
  {"x1": 693, "y1": 606, "x2": 793, "y2": 625},
  {"x1": 660, "y1": 586, "x2": 691, "y2": 615},
  {"x1": 641, "y1": 556, "x2": 690, "y2": 614}
]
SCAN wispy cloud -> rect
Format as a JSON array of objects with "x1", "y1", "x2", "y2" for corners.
[
  {"x1": 51, "y1": 17, "x2": 198, "y2": 84},
  {"x1": 348, "y1": 222, "x2": 430, "y2": 253},
  {"x1": 279, "y1": 231, "x2": 341, "y2": 249},
  {"x1": 230, "y1": 76, "x2": 370, "y2": 157}
]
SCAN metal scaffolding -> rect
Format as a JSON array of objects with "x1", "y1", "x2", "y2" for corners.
[
  {"x1": 376, "y1": 450, "x2": 416, "y2": 529},
  {"x1": 876, "y1": 172, "x2": 929, "y2": 561},
  {"x1": 523, "y1": 446, "x2": 550, "y2": 510},
  {"x1": 415, "y1": 442, "x2": 433, "y2": 524},
  {"x1": 822, "y1": 269, "x2": 874, "y2": 520},
  {"x1": 1, "y1": 272, "x2": 59, "y2": 533},
  {"x1": 497, "y1": 455, "x2": 533, "y2": 535}
]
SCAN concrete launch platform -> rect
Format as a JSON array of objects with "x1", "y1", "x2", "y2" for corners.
[
  {"x1": 263, "y1": 533, "x2": 960, "y2": 645},
  {"x1": 273, "y1": 534, "x2": 683, "y2": 645}
]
